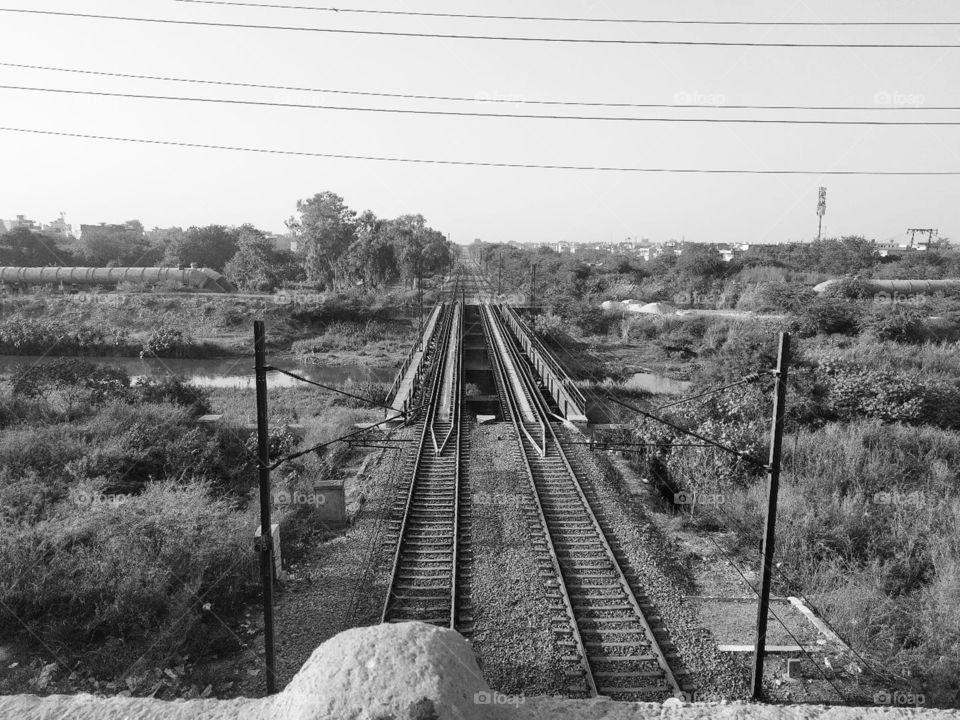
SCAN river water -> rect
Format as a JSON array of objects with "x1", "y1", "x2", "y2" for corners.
[
  {"x1": 0, "y1": 355, "x2": 396, "y2": 389},
  {"x1": 623, "y1": 372, "x2": 691, "y2": 395}
]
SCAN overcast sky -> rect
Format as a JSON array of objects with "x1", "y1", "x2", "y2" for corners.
[{"x1": 1, "y1": 0, "x2": 959, "y2": 245}]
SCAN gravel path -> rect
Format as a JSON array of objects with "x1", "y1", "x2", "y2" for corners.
[{"x1": 467, "y1": 421, "x2": 567, "y2": 697}]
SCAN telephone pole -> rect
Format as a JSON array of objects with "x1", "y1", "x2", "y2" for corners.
[
  {"x1": 530, "y1": 263, "x2": 537, "y2": 309},
  {"x1": 752, "y1": 333, "x2": 791, "y2": 700},
  {"x1": 817, "y1": 187, "x2": 827, "y2": 241}
]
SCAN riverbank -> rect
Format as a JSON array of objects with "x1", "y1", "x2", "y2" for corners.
[{"x1": 0, "y1": 289, "x2": 423, "y2": 365}]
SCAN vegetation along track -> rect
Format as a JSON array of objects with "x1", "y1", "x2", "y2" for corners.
[
  {"x1": 481, "y1": 302, "x2": 684, "y2": 701},
  {"x1": 381, "y1": 297, "x2": 469, "y2": 629}
]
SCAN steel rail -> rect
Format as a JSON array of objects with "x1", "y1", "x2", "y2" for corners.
[
  {"x1": 380, "y1": 300, "x2": 456, "y2": 624},
  {"x1": 447, "y1": 301, "x2": 464, "y2": 629},
  {"x1": 489, "y1": 303, "x2": 683, "y2": 699},
  {"x1": 480, "y1": 303, "x2": 597, "y2": 696}
]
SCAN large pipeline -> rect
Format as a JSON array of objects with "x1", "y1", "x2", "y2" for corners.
[
  {"x1": 0, "y1": 266, "x2": 236, "y2": 293},
  {"x1": 814, "y1": 278, "x2": 960, "y2": 295}
]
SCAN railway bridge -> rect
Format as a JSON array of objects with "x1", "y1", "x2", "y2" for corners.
[{"x1": 379, "y1": 268, "x2": 685, "y2": 702}]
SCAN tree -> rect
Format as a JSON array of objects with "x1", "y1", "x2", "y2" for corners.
[
  {"x1": 0, "y1": 228, "x2": 76, "y2": 266},
  {"x1": 223, "y1": 225, "x2": 299, "y2": 291},
  {"x1": 81, "y1": 221, "x2": 155, "y2": 266},
  {"x1": 286, "y1": 191, "x2": 357, "y2": 289},
  {"x1": 163, "y1": 225, "x2": 239, "y2": 271},
  {"x1": 345, "y1": 210, "x2": 399, "y2": 287}
]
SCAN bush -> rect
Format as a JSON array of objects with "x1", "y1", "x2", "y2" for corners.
[
  {"x1": 0, "y1": 480, "x2": 257, "y2": 670},
  {"x1": 859, "y1": 304, "x2": 930, "y2": 343},
  {"x1": 0, "y1": 318, "x2": 130, "y2": 355},
  {"x1": 134, "y1": 375, "x2": 211, "y2": 415},
  {"x1": 821, "y1": 360, "x2": 960, "y2": 429},
  {"x1": 12, "y1": 359, "x2": 130, "y2": 417},
  {"x1": 793, "y1": 298, "x2": 861, "y2": 336},
  {"x1": 140, "y1": 326, "x2": 190, "y2": 358},
  {"x1": 738, "y1": 282, "x2": 816, "y2": 313}
]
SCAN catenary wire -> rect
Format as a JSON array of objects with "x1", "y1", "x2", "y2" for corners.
[
  {"x1": 5, "y1": 126, "x2": 960, "y2": 175},
  {"x1": 1, "y1": 61, "x2": 953, "y2": 112},
  {"x1": 170, "y1": 1, "x2": 960, "y2": 27},
  {"x1": 2, "y1": 9, "x2": 960, "y2": 47},
  {"x1": 8, "y1": 83, "x2": 960, "y2": 126}
]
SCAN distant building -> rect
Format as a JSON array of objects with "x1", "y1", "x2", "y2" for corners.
[
  {"x1": 42, "y1": 213, "x2": 74, "y2": 240},
  {"x1": 80, "y1": 221, "x2": 143, "y2": 241},
  {"x1": 3, "y1": 214, "x2": 38, "y2": 232}
]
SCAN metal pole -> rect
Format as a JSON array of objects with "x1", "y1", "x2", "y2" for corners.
[
  {"x1": 531, "y1": 263, "x2": 537, "y2": 309},
  {"x1": 253, "y1": 321, "x2": 277, "y2": 695},
  {"x1": 497, "y1": 252, "x2": 502, "y2": 296},
  {"x1": 751, "y1": 332, "x2": 790, "y2": 700},
  {"x1": 417, "y1": 256, "x2": 423, "y2": 351}
]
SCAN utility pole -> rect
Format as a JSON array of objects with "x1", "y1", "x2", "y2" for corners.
[
  {"x1": 417, "y1": 255, "x2": 423, "y2": 351},
  {"x1": 253, "y1": 321, "x2": 277, "y2": 695},
  {"x1": 817, "y1": 186, "x2": 827, "y2": 241},
  {"x1": 497, "y1": 252, "x2": 502, "y2": 296},
  {"x1": 530, "y1": 263, "x2": 537, "y2": 309},
  {"x1": 751, "y1": 332, "x2": 791, "y2": 700}
]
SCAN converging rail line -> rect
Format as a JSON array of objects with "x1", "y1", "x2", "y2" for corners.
[
  {"x1": 382, "y1": 293, "x2": 466, "y2": 629},
  {"x1": 480, "y1": 302, "x2": 683, "y2": 701}
]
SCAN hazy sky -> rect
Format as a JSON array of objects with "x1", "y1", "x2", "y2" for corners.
[{"x1": 2, "y1": 0, "x2": 959, "y2": 245}]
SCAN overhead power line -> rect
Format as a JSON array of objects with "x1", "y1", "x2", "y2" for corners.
[
  {"x1": 6, "y1": 84, "x2": 960, "y2": 125},
  {"x1": 1, "y1": 61, "x2": 956, "y2": 112},
  {"x1": 171, "y1": 0, "x2": 960, "y2": 26},
  {"x1": 2, "y1": 8, "x2": 960, "y2": 47},
  {"x1": 4, "y1": 126, "x2": 960, "y2": 174}
]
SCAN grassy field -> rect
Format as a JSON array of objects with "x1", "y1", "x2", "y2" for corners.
[
  {"x1": 0, "y1": 308, "x2": 407, "y2": 696},
  {"x1": 0, "y1": 287, "x2": 425, "y2": 361},
  {"x1": 556, "y1": 306, "x2": 960, "y2": 706}
]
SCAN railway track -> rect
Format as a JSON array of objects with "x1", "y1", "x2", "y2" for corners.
[
  {"x1": 481, "y1": 303, "x2": 683, "y2": 701},
  {"x1": 382, "y1": 297, "x2": 467, "y2": 629}
]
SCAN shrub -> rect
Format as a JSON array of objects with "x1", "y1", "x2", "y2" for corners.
[
  {"x1": 0, "y1": 480, "x2": 257, "y2": 670},
  {"x1": 820, "y1": 360, "x2": 960, "y2": 429},
  {"x1": 11, "y1": 359, "x2": 130, "y2": 417},
  {"x1": 738, "y1": 282, "x2": 816, "y2": 313},
  {"x1": 793, "y1": 298, "x2": 861, "y2": 336},
  {"x1": 859, "y1": 304, "x2": 930, "y2": 343},
  {"x1": 140, "y1": 326, "x2": 190, "y2": 358},
  {"x1": 0, "y1": 318, "x2": 130, "y2": 355},
  {"x1": 134, "y1": 375, "x2": 211, "y2": 415}
]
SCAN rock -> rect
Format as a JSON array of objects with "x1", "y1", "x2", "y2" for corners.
[
  {"x1": 32, "y1": 662, "x2": 58, "y2": 690},
  {"x1": 273, "y1": 621, "x2": 504, "y2": 720}
]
